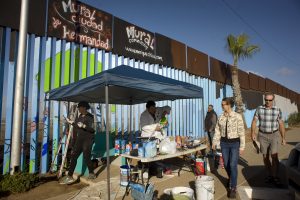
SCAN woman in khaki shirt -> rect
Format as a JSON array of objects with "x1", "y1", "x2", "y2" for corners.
[{"x1": 212, "y1": 97, "x2": 245, "y2": 199}]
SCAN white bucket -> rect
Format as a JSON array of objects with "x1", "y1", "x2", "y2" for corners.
[
  {"x1": 171, "y1": 187, "x2": 195, "y2": 200},
  {"x1": 195, "y1": 175, "x2": 214, "y2": 200},
  {"x1": 163, "y1": 188, "x2": 172, "y2": 195},
  {"x1": 120, "y1": 165, "x2": 133, "y2": 186}
]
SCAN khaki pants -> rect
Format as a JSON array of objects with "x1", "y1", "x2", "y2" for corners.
[{"x1": 258, "y1": 131, "x2": 279, "y2": 155}]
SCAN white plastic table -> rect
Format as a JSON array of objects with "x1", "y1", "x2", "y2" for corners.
[{"x1": 120, "y1": 144, "x2": 207, "y2": 184}]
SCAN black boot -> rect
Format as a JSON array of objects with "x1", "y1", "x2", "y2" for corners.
[{"x1": 228, "y1": 187, "x2": 236, "y2": 199}]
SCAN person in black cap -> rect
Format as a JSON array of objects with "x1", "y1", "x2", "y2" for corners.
[{"x1": 60, "y1": 101, "x2": 96, "y2": 184}]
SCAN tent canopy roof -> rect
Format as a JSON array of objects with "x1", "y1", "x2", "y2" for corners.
[{"x1": 48, "y1": 65, "x2": 203, "y2": 104}]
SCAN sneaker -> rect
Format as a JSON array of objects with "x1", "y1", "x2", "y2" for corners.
[
  {"x1": 59, "y1": 175, "x2": 75, "y2": 185},
  {"x1": 88, "y1": 173, "x2": 96, "y2": 179},
  {"x1": 228, "y1": 188, "x2": 236, "y2": 199}
]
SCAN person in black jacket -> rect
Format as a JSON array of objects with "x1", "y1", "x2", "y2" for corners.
[
  {"x1": 61, "y1": 101, "x2": 96, "y2": 184},
  {"x1": 205, "y1": 104, "x2": 217, "y2": 152}
]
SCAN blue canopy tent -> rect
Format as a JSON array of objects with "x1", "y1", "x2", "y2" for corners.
[
  {"x1": 48, "y1": 65, "x2": 203, "y2": 103},
  {"x1": 48, "y1": 65, "x2": 203, "y2": 199}
]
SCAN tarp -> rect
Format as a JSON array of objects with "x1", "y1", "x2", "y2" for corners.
[{"x1": 48, "y1": 65, "x2": 203, "y2": 103}]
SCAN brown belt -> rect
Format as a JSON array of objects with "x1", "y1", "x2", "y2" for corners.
[{"x1": 259, "y1": 129, "x2": 278, "y2": 134}]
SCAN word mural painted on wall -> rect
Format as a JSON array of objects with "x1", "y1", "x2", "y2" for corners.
[
  {"x1": 113, "y1": 17, "x2": 162, "y2": 64},
  {"x1": 48, "y1": 0, "x2": 112, "y2": 50}
]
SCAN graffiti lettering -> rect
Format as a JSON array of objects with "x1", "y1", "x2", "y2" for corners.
[
  {"x1": 70, "y1": 14, "x2": 103, "y2": 33},
  {"x1": 52, "y1": 17, "x2": 61, "y2": 28},
  {"x1": 30, "y1": 138, "x2": 37, "y2": 151},
  {"x1": 126, "y1": 26, "x2": 154, "y2": 50},
  {"x1": 42, "y1": 104, "x2": 49, "y2": 157},
  {"x1": 4, "y1": 139, "x2": 11, "y2": 154},
  {"x1": 62, "y1": 26, "x2": 109, "y2": 49},
  {"x1": 42, "y1": 142, "x2": 48, "y2": 156},
  {"x1": 62, "y1": 0, "x2": 96, "y2": 21},
  {"x1": 62, "y1": 0, "x2": 75, "y2": 13},
  {"x1": 48, "y1": 0, "x2": 112, "y2": 50},
  {"x1": 125, "y1": 46, "x2": 163, "y2": 61},
  {"x1": 53, "y1": 139, "x2": 57, "y2": 150}
]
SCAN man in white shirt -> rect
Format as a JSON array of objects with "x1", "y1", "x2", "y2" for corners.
[{"x1": 140, "y1": 101, "x2": 171, "y2": 140}]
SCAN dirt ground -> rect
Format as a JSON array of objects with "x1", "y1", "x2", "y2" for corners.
[
  {"x1": 0, "y1": 179, "x2": 87, "y2": 200},
  {"x1": 0, "y1": 126, "x2": 297, "y2": 200}
]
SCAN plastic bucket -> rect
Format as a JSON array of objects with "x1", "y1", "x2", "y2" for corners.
[
  {"x1": 120, "y1": 165, "x2": 133, "y2": 186},
  {"x1": 195, "y1": 175, "x2": 214, "y2": 200},
  {"x1": 171, "y1": 187, "x2": 195, "y2": 200},
  {"x1": 131, "y1": 183, "x2": 154, "y2": 200},
  {"x1": 163, "y1": 188, "x2": 172, "y2": 195},
  {"x1": 195, "y1": 158, "x2": 205, "y2": 175}
]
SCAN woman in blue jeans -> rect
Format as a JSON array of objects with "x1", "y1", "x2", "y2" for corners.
[{"x1": 212, "y1": 97, "x2": 245, "y2": 198}]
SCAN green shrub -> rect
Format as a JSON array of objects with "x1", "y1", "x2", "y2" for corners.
[
  {"x1": 287, "y1": 112, "x2": 300, "y2": 126},
  {"x1": 0, "y1": 173, "x2": 40, "y2": 193}
]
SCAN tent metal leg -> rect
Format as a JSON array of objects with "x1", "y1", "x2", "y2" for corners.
[
  {"x1": 130, "y1": 104, "x2": 132, "y2": 141},
  {"x1": 105, "y1": 85, "x2": 110, "y2": 200}
]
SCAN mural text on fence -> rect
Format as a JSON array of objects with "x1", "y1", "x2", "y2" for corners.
[
  {"x1": 48, "y1": 0, "x2": 112, "y2": 50},
  {"x1": 113, "y1": 17, "x2": 162, "y2": 64}
]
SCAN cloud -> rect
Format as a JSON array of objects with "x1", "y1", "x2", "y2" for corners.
[{"x1": 276, "y1": 67, "x2": 293, "y2": 76}]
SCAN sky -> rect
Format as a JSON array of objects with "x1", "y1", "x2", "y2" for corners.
[{"x1": 83, "y1": 0, "x2": 300, "y2": 93}]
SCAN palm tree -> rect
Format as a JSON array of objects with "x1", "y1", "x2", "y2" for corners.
[{"x1": 227, "y1": 33, "x2": 259, "y2": 127}]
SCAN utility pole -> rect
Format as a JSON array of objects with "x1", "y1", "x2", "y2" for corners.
[{"x1": 10, "y1": 0, "x2": 29, "y2": 174}]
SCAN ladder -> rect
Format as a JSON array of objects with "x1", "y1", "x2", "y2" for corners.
[{"x1": 49, "y1": 103, "x2": 78, "y2": 179}]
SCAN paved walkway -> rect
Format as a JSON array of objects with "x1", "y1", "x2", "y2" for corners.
[{"x1": 46, "y1": 127, "x2": 300, "y2": 200}]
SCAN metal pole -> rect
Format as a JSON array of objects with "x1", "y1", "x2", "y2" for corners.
[
  {"x1": 105, "y1": 85, "x2": 111, "y2": 200},
  {"x1": 202, "y1": 98, "x2": 205, "y2": 134},
  {"x1": 130, "y1": 104, "x2": 132, "y2": 139},
  {"x1": 10, "y1": 0, "x2": 29, "y2": 174}
]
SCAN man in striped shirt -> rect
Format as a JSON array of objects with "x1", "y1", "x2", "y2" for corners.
[{"x1": 251, "y1": 92, "x2": 286, "y2": 187}]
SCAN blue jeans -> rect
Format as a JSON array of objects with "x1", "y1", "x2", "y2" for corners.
[{"x1": 220, "y1": 141, "x2": 240, "y2": 188}]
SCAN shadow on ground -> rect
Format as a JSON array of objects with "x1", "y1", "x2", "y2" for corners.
[
  {"x1": 287, "y1": 141, "x2": 300, "y2": 146},
  {"x1": 241, "y1": 163, "x2": 288, "y2": 189}
]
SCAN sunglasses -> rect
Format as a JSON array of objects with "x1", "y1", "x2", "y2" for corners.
[{"x1": 264, "y1": 99, "x2": 273, "y2": 102}]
